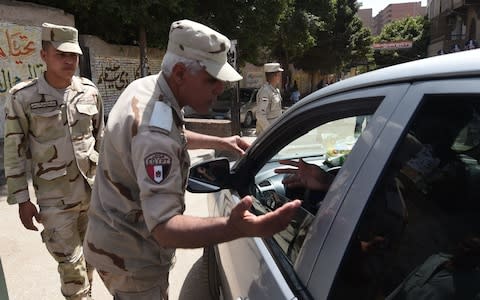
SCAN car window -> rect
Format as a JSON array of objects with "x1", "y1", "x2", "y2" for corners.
[
  {"x1": 329, "y1": 95, "x2": 480, "y2": 300},
  {"x1": 272, "y1": 116, "x2": 364, "y2": 162},
  {"x1": 253, "y1": 114, "x2": 373, "y2": 264}
]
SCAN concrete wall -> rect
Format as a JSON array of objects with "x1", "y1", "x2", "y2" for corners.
[
  {"x1": 81, "y1": 35, "x2": 164, "y2": 116},
  {"x1": 0, "y1": 0, "x2": 74, "y2": 27}
]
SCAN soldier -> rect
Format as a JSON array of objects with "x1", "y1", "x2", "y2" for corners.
[
  {"x1": 83, "y1": 19, "x2": 300, "y2": 299},
  {"x1": 256, "y1": 62, "x2": 284, "y2": 135},
  {"x1": 4, "y1": 23, "x2": 104, "y2": 300}
]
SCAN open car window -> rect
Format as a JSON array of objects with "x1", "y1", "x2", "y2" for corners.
[{"x1": 252, "y1": 114, "x2": 373, "y2": 264}]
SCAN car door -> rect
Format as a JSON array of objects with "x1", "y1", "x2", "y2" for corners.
[
  {"x1": 214, "y1": 83, "x2": 412, "y2": 300},
  {"x1": 312, "y1": 77, "x2": 480, "y2": 300}
]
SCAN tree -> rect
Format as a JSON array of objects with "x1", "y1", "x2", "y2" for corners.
[
  {"x1": 373, "y1": 16, "x2": 430, "y2": 68},
  {"x1": 294, "y1": 0, "x2": 372, "y2": 91},
  {"x1": 22, "y1": 0, "x2": 194, "y2": 77}
]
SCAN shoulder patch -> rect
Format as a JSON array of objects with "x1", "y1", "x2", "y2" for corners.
[
  {"x1": 9, "y1": 79, "x2": 37, "y2": 95},
  {"x1": 145, "y1": 152, "x2": 172, "y2": 184},
  {"x1": 149, "y1": 101, "x2": 173, "y2": 133},
  {"x1": 80, "y1": 77, "x2": 96, "y2": 87}
]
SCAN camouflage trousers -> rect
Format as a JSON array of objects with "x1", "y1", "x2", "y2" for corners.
[
  {"x1": 39, "y1": 200, "x2": 93, "y2": 300},
  {"x1": 97, "y1": 269, "x2": 169, "y2": 300}
]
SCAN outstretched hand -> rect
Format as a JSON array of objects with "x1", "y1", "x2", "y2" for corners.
[
  {"x1": 228, "y1": 196, "x2": 301, "y2": 238},
  {"x1": 274, "y1": 159, "x2": 334, "y2": 191},
  {"x1": 18, "y1": 201, "x2": 41, "y2": 231},
  {"x1": 221, "y1": 135, "x2": 251, "y2": 157}
]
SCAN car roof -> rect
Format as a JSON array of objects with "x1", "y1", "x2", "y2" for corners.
[{"x1": 301, "y1": 49, "x2": 480, "y2": 102}]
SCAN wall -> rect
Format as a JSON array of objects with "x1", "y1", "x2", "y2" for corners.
[
  {"x1": 0, "y1": 1, "x2": 74, "y2": 27},
  {"x1": 81, "y1": 35, "x2": 164, "y2": 116}
]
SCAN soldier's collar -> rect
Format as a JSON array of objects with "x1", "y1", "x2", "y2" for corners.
[
  {"x1": 158, "y1": 72, "x2": 183, "y2": 123},
  {"x1": 267, "y1": 83, "x2": 277, "y2": 91},
  {"x1": 37, "y1": 73, "x2": 83, "y2": 94},
  {"x1": 70, "y1": 76, "x2": 84, "y2": 92}
]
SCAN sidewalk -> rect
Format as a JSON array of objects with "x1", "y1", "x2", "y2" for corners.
[{"x1": 0, "y1": 149, "x2": 214, "y2": 300}]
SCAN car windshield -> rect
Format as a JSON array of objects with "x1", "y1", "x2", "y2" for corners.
[
  {"x1": 271, "y1": 116, "x2": 361, "y2": 162},
  {"x1": 239, "y1": 89, "x2": 255, "y2": 103}
]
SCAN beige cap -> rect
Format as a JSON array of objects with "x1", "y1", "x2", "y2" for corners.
[
  {"x1": 264, "y1": 63, "x2": 284, "y2": 73},
  {"x1": 167, "y1": 19, "x2": 242, "y2": 82},
  {"x1": 41, "y1": 23, "x2": 82, "y2": 55}
]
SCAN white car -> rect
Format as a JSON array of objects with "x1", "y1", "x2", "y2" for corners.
[
  {"x1": 212, "y1": 87, "x2": 258, "y2": 127},
  {"x1": 188, "y1": 49, "x2": 480, "y2": 300},
  {"x1": 184, "y1": 88, "x2": 258, "y2": 128}
]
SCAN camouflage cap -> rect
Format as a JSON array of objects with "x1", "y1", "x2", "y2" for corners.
[
  {"x1": 41, "y1": 23, "x2": 82, "y2": 55},
  {"x1": 167, "y1": 19, "x2": 242, "y2": 82}
]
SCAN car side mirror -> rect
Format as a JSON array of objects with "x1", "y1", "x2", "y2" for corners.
[{"x1": 187, "y1": 158, "x2": 232, "y2": 193}]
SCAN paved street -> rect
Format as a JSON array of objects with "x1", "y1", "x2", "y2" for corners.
[{"x1": 0, "y1": 149, "x2": 214, "y2": 300}]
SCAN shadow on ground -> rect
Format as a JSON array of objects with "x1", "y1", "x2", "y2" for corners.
[{"x1": 178, "y1": 256, "x2": 212, "y2": 300}]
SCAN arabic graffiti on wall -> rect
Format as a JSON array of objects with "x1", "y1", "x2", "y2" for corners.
[
  {"x1": 0, "y1": 23, "x2": 45, "y2": 137},
  {"x1": 91, "y1": 56, "x2": 161, "y2": 115},
  {"x1": 0, "y1": 23, "x2": 44, "y2": 93}
]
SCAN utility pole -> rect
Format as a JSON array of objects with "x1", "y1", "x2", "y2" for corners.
[
  {"x1": 228, "y1": 40, "x2": 241, "y2": 135},
  {"x1": 139, "y1": 25, "x2": 148, "y2": 77}
]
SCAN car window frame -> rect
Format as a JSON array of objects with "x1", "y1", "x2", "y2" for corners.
[
  {"x1": 307, "y1": 78, "x2": 480, "y2": 300},
  {"x1": 229, "y1": 83, "x2": 412, "y2": 298}
]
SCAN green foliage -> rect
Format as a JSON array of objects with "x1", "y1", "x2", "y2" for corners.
[
  {"x1": 294, "y1": 0, "x2": 371, "y2": 74},
  {"x1": 192, "y1": 0, "x2": 292, "y2": 65},
  {"x1": 373, "y1": 16, "x2": 430, "y2": 68},
  {"x1": 20, "y1": 0, "x2": 372, "y2": 75}
]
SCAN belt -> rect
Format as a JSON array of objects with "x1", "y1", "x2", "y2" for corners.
[{"x1": 38, "y1": 198, "x2": 82, "y2": 207}]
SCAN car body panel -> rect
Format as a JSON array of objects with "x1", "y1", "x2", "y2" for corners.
[
  {"x1": 207, "y1": 191, "x2": 297, "y2": 300},
  {"x1": 190, "y1": 49, "x2": 480, "y2": 300}
]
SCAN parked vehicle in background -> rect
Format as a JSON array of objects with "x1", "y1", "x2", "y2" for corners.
[
  {"x1": 184, "y1": 87, "x2": 258, "y2": 128},
  {"x1": 214, "y1": 87, "x2": 257, "y2": 127},
  {"x1": 187, "y1": 49, "x2": 480, "y2": 300}
]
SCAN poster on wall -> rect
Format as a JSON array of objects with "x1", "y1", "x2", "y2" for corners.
[
  {"x1": 0, "y1": 23, "x2": 45, "y2": 137},
  {"x1": 92, "y1": 56, "x2": 162, "y2": 116}
]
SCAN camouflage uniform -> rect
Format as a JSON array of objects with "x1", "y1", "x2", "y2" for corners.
[
  {"x1": 256, "y1": 82, "x2": 283, "y2": 135},
  {"x1": 84, "y1": 72, "x2": 190, "y2": 299},
  {"x1": 4, "y1": 73, "x2": 104, "y2": 299}
]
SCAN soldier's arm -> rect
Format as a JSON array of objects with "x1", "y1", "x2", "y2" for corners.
[
  {"x1": 152, "y1": 196, "x2": 301, "y2": 248},
  {"x1": 256, "y1": 87, "x2": 270, "y2": 129},
  {"x1": 184, "y1": 129, "x2": 250, "y2": 156},
  {"x1": 92, "y1": 89, "x2": 105, "y2": 152},
  {"x1": 4, "y1": 93, "x2": 31, "y2": 205}
]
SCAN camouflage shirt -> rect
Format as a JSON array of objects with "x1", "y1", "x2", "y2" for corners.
[
  {"x1": 84, "y1": 72, "x2": 190, "y2": 276},
  {"x1": 4, "y1": 73, "x2": 104, "y2": 205}
]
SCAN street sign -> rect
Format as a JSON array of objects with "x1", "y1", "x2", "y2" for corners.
[{"x1": 373, "y1": 40, "x2": 413, "y2": 50}]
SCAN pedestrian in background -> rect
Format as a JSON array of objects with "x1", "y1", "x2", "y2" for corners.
[
  {"x1": 290, "y1": 81, "x2": 301, "y2": 104},
  {"x1": 256, "y1": 62, "x2": 284, "y2": 135},
  {"x1": 83, "y1": 19, "x2": 300, "y2": 299},
  {"x1": 4, "y1": 23, "x2": 104, "y2": 300}
]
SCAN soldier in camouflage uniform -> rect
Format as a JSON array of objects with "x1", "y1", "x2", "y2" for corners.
[
  {"x1": 84, "y1": 19, "x2": 300, "y2": 299},
  {"x1": 256, "y1": 62, "x2": 284, "y2": 135},
  {"x1": 4, "y1": 23, "x2": 104, "y2": 300}
]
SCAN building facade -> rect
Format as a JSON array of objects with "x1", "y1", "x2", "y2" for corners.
[
  {"x1": 427, "y1": 0, "x2": 480, "y2": 56},
  {"x1": 358, "y1": 8, "x2": 374, "y2": 33},
  {"x1": 373, "y1": 2, "x2": 427, "y2": 35}
]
